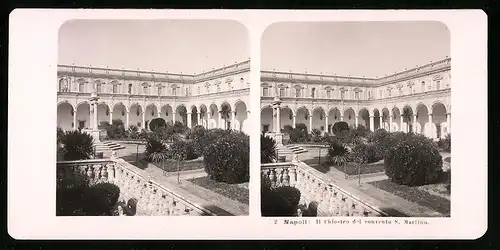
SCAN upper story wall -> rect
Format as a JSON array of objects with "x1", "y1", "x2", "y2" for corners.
[
  {"x1": 57, "y1": 60, "x2": 250, "y2": 98},
  {"x1": 261, "y1": 58, "x2": 451, "y2": 101}
]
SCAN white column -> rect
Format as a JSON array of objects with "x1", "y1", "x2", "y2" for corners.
[
  {"x1": 232, "y1": 111, "x2": 236, "y2": 130},
  {"x1": 93, "y1": 103, "x2": 98, "y2": 130},
  {"x1": 379, "y1": 116, "x2": 382, "y2": 130},
  {"x1": 172, "y1": 112, "x2": 176, "y2": 124},
  {"x1": 219, "y1": 111, "x2": 223, "y2": 129},
  {"x1": 325, "y1": 115, "x2": 329, "y2": 134},
  {"x1": 389, "y1": 115, "x2": 393, "y2": 132},
  {"x1": 187, "y1": 112, "x2": 192, "y2": 128},
  {"x1": 413, "y1": 115, "x2": 417, "y2": 133},
  {"x1": 73, "y1": 111, "x2": 77, "y2": 130},
  {"x1": 109, "y1": 112, "x2": 113, "y2": 124},
  {"x1": 428, "y1": 113, "x2": 433, "y2": 138},
  {"x1": 276, "y1": 106, "x2": 281, "y2": 133},
  {"x1": 447, "y1": 113, "x2": 451, "y2": 134},
  {"x1": 400, "y1": 115, "x2": 404, "y2": 133},
  {"x1": 369, "y1": 116, "x2": 374, "y2": 132},
  {"x1": 157, "y1": 111, "x2": 161, "y2": 118},
  {"x1": 355, "y1": 115, "x2": 359, "y2": 128},
  {"x1": 308, "y1": 116, "x2": 313, "y2": 133},
  {"x1": 125, "y1": 111, "x2": 130, "y2": 128},
  {"x1": 199, "y1": 112, "x2": 203, "y2": 128},
  {"x1": 340, "y1": 115, "x2": 344, "y2": 122},
  {"x1": 292, "y1": 115, "x2": 296, "y2": 128},
  {"x1": 141, "y1": 110, "x2": 146, "y2": 129}
]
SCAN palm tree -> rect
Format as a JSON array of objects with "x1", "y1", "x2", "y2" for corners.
[
  {"x1": 220, "y1": 104, "x2": 231, "y2": 130},
  {"x1": 402, "y1": 108, "x2": 412, "y2": 133}
]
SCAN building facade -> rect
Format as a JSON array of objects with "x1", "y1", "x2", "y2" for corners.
[
  {"x1": 57, "y1": 60, "x2": 251, "y2": 134},
  {"x1": 260, "y1": 58, "x2": 451, "y2": 139}
]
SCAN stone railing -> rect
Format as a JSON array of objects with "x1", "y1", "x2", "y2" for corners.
[
  {"x1": 261, "y1": 161, "x2": 387, "y2": 217},
  {"x1": 57, "y1": 158, "x2": 215, "y2": 216}
]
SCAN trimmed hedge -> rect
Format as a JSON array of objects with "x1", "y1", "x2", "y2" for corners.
[
  {"x1": 384, "y1": 134, "x2": 443, "y2": 186},
  {"x1": 149, "y1": 118, "x2": 167, "y2": 132},
  {"x1": 261, "y1": 176, "x2": 301, "y2": 216},
  {"x1": 82, "y1": 183, "x2": 121, "y2": 216},
  {"x1": 332, "y1": 121, "x2": 349, "y2": 136},
  {"x1": 203, "y1": 130, "x2": 249, "y2": 184}
]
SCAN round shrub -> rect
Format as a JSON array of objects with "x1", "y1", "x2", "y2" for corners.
[
  {"x1": 167, "y1": 140, "x2": 189, "y2": 161},
  {"x1": 289, "y1": 123, "x2": 309, "y2": 143},
  {"x1": 187, "y1": 125, "x2": 207, "y2": 156},
  {"x1": 82, "y1": 183, "x2": 121, "y2": 216},
  {"x1": 311, "y1": 129, "x2": 323, "y2": 142},
  {"x1": 384, "y1": 135, "x2": 443, "y2": 186},
  {"x1": 261, "y1": 134, "x2": 277, "y2": 164},
  {"x1": 149, "y1": 118, "x2": 167, "y2": 132},
  {"x1": 261, "y1": 177, "x2": 301, "y2": 216},
  {"x1": 332, "y1": 121, "x2": 349, "y2": 136},
  {"x1": 203, "y1": 130, "x2": 249, "y2": 184},
  {"x1": 350, "y1": 143, "x2": 381, "y2": 164}
]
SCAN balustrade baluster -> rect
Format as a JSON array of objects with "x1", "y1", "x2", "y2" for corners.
[
  {"x1": 101, "y1": 164, "x2": 108, "y2": 181},
  {"x1": 282, "y1": 168, "x2": 290, "y2": 186},
  {"x1": 269, "y1": 169, "x2": 276, "y2": 187},
  {"x1": 289, "y1": 167, "x2": 296, "y2": 186},
  {"x1": 107, "y1": 164, "x2": 115, "y2": 183}
]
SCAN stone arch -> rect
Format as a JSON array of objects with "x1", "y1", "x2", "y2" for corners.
[
  {"x1": 327, "y1": 107, "x2": 342, "y2": 133},
  {"x1": 311, "y1": 106, "x2": 326, "y2": 132},
  {"x1": 57, "y1": 100, "x2": 75, "y2": 111},
  {"x1": 129, "y1": 103, "x2": 144, "y2": 128},
  {"x1": 391, "y1": 106, "x2": 401, "y2": 132},
  {"x1": 175, "y1": 104, "x2": 188, "y2": 125},
  {"x1": 219, "y1": 102, "x2": 232, "y2": 130},
  {"x1": 198, "y1": 104, "x2": 208, "y2": 128},
  {"x1": 295, "y1": 106, "x2": 311, "y2": 131},
  {"x1": 111, "y1": 102, "x2": 127, "y2": 126},
  {"x1": 57, "y1": 101, "x2": 75, "y2": 131},
  {"x1": 208, "y1": 103, "x2": 219, "y2": 129},
  {"x1": 431, "y1": 101, "x2": 448, "y2": 139},
  {"x1": 343, "y1": 107, "x2": 356, "y2": 127},
  {"x1": 372, "y1": 108, "x2": 382, "y2": 130},
  {"x1": 260, "y1": 105, "x2": 273, "y2": 133},
  {"x1": 75, "y1": 101, "x2": 91, "y2": 130},
  {"x1": 358, "y1": 107, "x2": 370, "y2": 129},
  {"x1": 415, "y1": 103, "x2": 430, "y2": 135},
  {"x1": 381, "y1": 107, "x2": 391, "y2": 131},
  {"x1": 190, "y1": 105, "x2": 199, "y2": 127},
  {"x1": 401, "y1": 105, "x2": 414, "y2": 133},
  {"x1": 96, "y1": 102, "x2": 111, "y2": 128},
  {"x1": 234, "y1": 101, "x2": 248, "y2": 132},
  {"x1": 145, "y1": 103, "x2": 159, "y2": 130},
  {"x1": 160, "y1": 104, "x2": 174, "y2": 125}
]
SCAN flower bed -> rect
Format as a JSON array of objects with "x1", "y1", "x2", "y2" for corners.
[{"x1": 188, "y1": 176, "x2": 249, "y2": 205}]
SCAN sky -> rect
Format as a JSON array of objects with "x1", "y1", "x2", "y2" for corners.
[
  {"x1": 261, "y1": 22, "x2": 450, "y2": 78},
  {"x1": 58, "y1": 20, "x2": 249, "y2": 74}
]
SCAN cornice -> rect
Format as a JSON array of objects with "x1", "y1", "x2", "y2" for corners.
[
  {"x1": 261, "y1": 57, "x2": 451, "y2": 88},
  {"x1": 57, "y1": 60, "x2": 250, "y2": 85}
]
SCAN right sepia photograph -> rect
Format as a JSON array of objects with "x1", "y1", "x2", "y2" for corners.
[{"x1": 260, "y1": 22, "x2": 451, "y2": 217}]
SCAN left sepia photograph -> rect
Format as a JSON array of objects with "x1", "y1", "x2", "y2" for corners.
[{"x1": 56, "y1": 19, "x2": 250, "y2": 216}]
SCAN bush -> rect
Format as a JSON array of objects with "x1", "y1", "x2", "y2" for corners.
[
  {"x1": 82, "y1": 183, "x2": 121, "y2": 216},
  {"x1": 57, "y1": 126, "x2": 65, "y2": 144},
  {"x1": 127, "y1": 125, "x2": 140, "y2": 139},
  {"x1": 311, "y1": 129, "x2": 323, "y2": 142},
  {"x1": 354, "y1": 125, "x2": 371, "y2": 138},
  {"x1": 187, "y1": 125, "x2": 208, "y2": 156},
  {"x1": 384, "y1": 134, "x2": 443, "y2": 186},
  {"x1": 289, "y1": 123, "x2": 309, "y2": 143},
  {"x1": 60, "y1": 130, "x2": 95, "y2": 160},
  {"x1": 437, "y1": 133, "x2": 451, "y2": 152},
  {"x1": 167, "y1": 140, "x2": 189, "y2": 161},
  {"x1": 332, "y1": 121, "x2": 349, "y2": 136},
  {"x1": 98, "y1": 121, "x2": 110, "y2": 130},
  {"x1": 149, "y1": 118, "x2": 167, "y2": 132},
  {"x1": 261, "y1": 176, "x2": 301, "y2": 216},
  {"x1": 155, "y1": 125, "x2": 179, "y2": 143},
  {"x1": 261, "y1": 134, "x2": 277, "y2": 164},
  {"x1": 144, "y1": 134, "x2": 168, "y2": 163},
  {"x1": 367, "y1": 129, "x2": 393, "y2": 158},
  {"x1": 327, "y1": 140, "x2": 349, "y2": 166},
  {"x1": 106, "y1": 120, "x2": 127, "y2": 139},
  {"x1": 203, "y1": 130, "x2": 249, "y2": 184},
  {"x1": 173, "y1": 121, "x2": 187, "y2": 134},
  {"x1": 350, "y1": 143, "x2": 381, "y2": 164}
]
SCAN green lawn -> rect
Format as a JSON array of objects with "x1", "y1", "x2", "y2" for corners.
[
  {"x1": 153, "y1": 159, "x2": 205, "y2": 172},
  {"x1": 368, "y1": 179, "x2": 451, "y2": 216},
  {"x1": 331, "y1": 161, "x2": 386, "y2": 176},
  {"x1": 188, "y1": 176, "x2": 249, "y2": 205}
]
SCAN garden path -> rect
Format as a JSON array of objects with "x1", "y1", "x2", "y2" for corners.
[
  {"x1": 298, "y1": 147, "x2": 446, "y2": 217},
  {"x1": 116, "y1": 143, "x2": 248, "y2": 216}
]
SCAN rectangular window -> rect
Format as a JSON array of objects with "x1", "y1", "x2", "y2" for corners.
[
  {"x1": 326, "y1": 90, "x2": 331, "y2": 98},
  {"x1": 263, "y1": 87, "x2": 269, "y2": 97},
  {"x1": 143, "y1": 86, "x2": 148, "y2": 95},
  {"x1": 128, "y1": 84, "x2": 132, "y2": 94},
  {"x1": 280, "y1": 88, "x2": 285, "y2": 97},
  {"x1": 79, "y1": 83, "x2": 84, "y2": 92},
  {"x1": 112, "y1": 84, "x2": 118, "y2": 94},
  {"x1": 158, "y1": 87, "x2": 162, "y2": 96},
  {"x1": 172, "y1": 88, "x2": 177, "y2": 96},
  {"x1": 96, "y1": 84, "x2": 101, "y2": 93},
  {"x1": 355, "y1": 92, "x2": 359, "y2": 100},
  {"x1": 295, "y1": 89, "x2": 301, "y2": 98},
  {"x1": 340, "y1": 91, "x2": 345, "y2": 99},
  {"x1": 379, "y1": 89, "x2": 382, "y2": 98}
]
